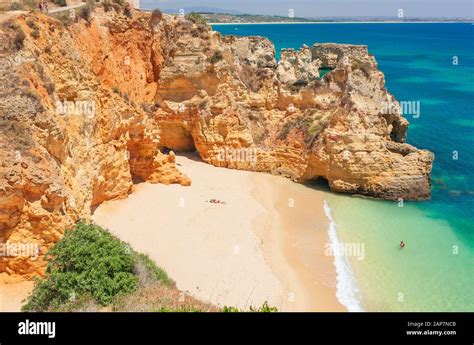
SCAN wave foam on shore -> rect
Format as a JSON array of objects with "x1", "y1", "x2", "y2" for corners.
[{"x1": 324, "y1": 200, "x2": 364, "y2": 312}]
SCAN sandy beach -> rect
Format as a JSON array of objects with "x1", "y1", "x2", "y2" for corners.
[
  {"x1": 0, "y1": 274, "x2": 34, "y2": 312},
  {"x1": 93, "y1": 153, "x2": 344, "y2": 311}
]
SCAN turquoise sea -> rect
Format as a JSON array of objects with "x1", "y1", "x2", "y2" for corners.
[{"x1": 213, "y1": 23, "x2": 474, "y2": 311}]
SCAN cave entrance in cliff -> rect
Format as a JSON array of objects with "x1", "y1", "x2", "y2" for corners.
[
  {"x1": 306, "y1": 176, "x2": 331, "y2": 192},
  {"x1": 157, "y1": 122, "x2": 197, "y2": 153}
]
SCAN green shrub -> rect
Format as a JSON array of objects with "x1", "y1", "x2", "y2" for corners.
[
  {"x1": 133, "y1": 252, "x2": 173, "y2": 287},
  {"x1": 10, "y1": 2, "x2": 24, "y2": 11},
  {"x1": 191, "y1": 23, "x2": 208, "y2": 37},
  {"x1": 24, "y1": 89, "x2": 41, "y2": 101},
  {"x1": 277, "y1": 120, "x2": 294, "y2": 141},
  {"x1": 0, "y1": 120, "x2": 32, "y2": 151},
  {"x1": 53, "y1": 0, "x2": 67, "y2": 6},
  {"x1": 149, "y1": 9, "x2": 163, "y2": 27},
  {"x1": 250, "y1": 301, "x2": 278, "y2": 312},
  {"x1": 78, "y1": 3, "x2": 93, "y2": 23},
  {"x1": 44, "y1": 81, "x2": 55, "y2": 95},
  {"x1": 22, "y1": 0, "x2": 36, "y2": 10},
  {"x1": 53, "y1": 11, "x2": 72, "y2": 26},
  {"x1": 13, "y1": 27, "x2": 26, "y2": 50},
  {"x1": 156, "y1": 306, "x2": 204, "y2": 312},
  {"x1": 185, "y1": 12, "x2": 207, "y2": 25},
  {"x1": 111, "y1": 3, "x2": 121, "y2": 13},
  {"x1": 26, "y1": 19, "x2": 38, "y2": 29},
  {"x1": 102, "y1": 0, "x2": 111, "y2": 12},
  {"x1": 31, "y1": 29, "x2": 39, "y2": 39},
  {"x1": 123, "y1": 4, "x2": 131, "y2": 17},
  {"x1": 353, "y1": 58, "x2": 372, "y2": 79},
  {"x1": 209, "y1": 51, "x2": 223, "y2": 64},
  {"x1": 151, "y1": 8, "x2": 162, "y2": 18},
  {"x1": 223, "y1": 301, "x2": 278, "y2": 312},
  {"x1": 277, "y1": 113, "x2": 327, "y2": 144},
  {"x1": 22, "y1": 222, "x2": 138, "y2": 311}
]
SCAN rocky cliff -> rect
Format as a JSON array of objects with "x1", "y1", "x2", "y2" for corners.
[{"x1": 0, "y1": 7, "x2": 433, "y2": 278}]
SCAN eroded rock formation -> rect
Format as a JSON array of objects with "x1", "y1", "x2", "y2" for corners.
[{"x1": 0, "y1": 8, "x2": 433, "y2": 278}]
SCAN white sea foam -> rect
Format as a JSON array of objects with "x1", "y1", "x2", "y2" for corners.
[{"x1": 323, "y1": 200, "x2": 365, "y2": 312}]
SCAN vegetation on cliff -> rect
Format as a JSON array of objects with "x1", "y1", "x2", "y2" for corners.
[
  {"x1": 22, "y1": 222, "x2": 186, "y2": 312},
  {"x1": 185, "y1": 12, "x2": 208, "y2": 25},
  {"x1": 223, "y1": 301, "x2": 278, "y2": 312},
  {"x1": 22, "y1": 222, "x2": 276, "y2": 312}
]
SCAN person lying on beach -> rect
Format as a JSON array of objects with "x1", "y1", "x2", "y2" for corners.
[{"x1": 207, "y1": 199, "x2": 227, "y2": 205}]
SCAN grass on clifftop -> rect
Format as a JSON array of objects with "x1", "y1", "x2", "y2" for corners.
[{"x1": 22, "y1": 222, "x2": 276, "y2": 312}]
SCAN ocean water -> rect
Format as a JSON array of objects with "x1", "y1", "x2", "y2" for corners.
[{"x1": 213, "y1": 23, "x2": 474, "y2": 311}]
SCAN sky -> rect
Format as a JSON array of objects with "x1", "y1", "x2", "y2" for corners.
[{"x1": 142, "y1": 0, "x2": 474, "y2": 18}]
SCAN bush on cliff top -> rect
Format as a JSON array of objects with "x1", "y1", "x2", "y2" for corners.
[
  {"x1": 78, "y1": 3, "x2": 94, "y2": 23},
  {"x1": 186, "y1": 12, "x2": 207, "y2": 25},
  {"x1": 149, "y1": 9, "x2": 163, "y2": 28},
  {"x1": 12, "y1": 25, "x2": 26, "y2": 50},
  {"x1": 53, "y1": 0, "x2": 67, "y2": 7},
  {"x1": 9, "y1": 2, "x2": 24, "y2": 11},
  {"x1": 209, "y1": 51, "x2": 224, "y2": 64},
  {"x1": 123, "y1": 4, "x2": 132, "y2": 17},
  {"x1": 22, "y1": 222, "x2": 139, "y2": 311},
  {"x1": 223, "y1": 301, "x2": 278, "y2": 312}
]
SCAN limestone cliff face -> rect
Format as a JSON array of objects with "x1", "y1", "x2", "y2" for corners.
[
  {"x1": 151, "y1": 25, "x2": 433, "y2": 200},
  {"x1": 0, "y1": 10, "x2": 190, "y2": 278},
  {"x1": 0, "y1": 8, "x2": 433, "y2": 278}
]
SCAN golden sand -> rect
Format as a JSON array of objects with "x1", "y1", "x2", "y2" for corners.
[{"x1": 93, "y1": 153, "x2": 344, "y2": 311}]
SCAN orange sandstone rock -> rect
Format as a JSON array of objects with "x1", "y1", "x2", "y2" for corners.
[{"x1": 0, "y1": 9, "x2": 433, "y2": 278}]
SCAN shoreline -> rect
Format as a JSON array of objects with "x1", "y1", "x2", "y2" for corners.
[
  {"x1": 92, "y1": 153, "x2": 344, "y2": 311},
  {"x1": 250, "y1": 173, "x2": 345, "y2": 311}
]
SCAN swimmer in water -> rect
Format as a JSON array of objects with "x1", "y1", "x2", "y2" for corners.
[{"x1": 400, "y1": 241, "x2": 405, "y2": 249}]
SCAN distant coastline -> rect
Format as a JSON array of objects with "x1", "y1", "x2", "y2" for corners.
[
  {"x1": 138, "y1": 9, "x2": 472, "y2": 25},
  {"x1": 210, "y1": 21, "x2": 473, "y2": 25}
]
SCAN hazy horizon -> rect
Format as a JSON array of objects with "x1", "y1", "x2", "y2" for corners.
[{"x1": 141, "y1": 0, "x2": 474, "y2": 18}]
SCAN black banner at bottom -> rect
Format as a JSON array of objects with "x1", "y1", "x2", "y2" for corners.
[{"x1": 0, "y1": 312, "x2": 472, "y2": 345}]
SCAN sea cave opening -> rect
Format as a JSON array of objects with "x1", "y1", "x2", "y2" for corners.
[
  {"x1": 319, "y1": 67, "x2": 335, "y2": 79},
  {"x1": 306, "y1": 176, "x2": 332, "y2": 192}
]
